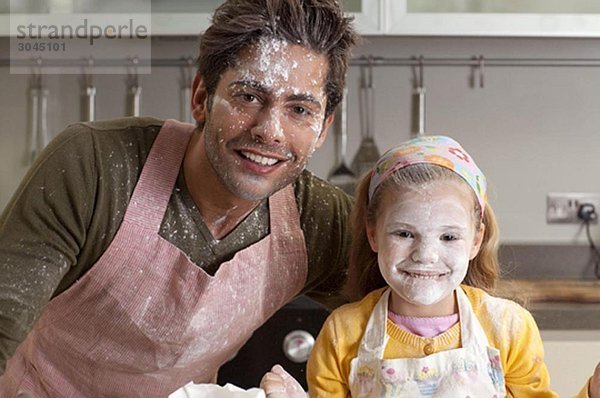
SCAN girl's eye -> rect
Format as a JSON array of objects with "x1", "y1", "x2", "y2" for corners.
[
  {"x1": 441, "y1": 234, "x2": 458, "y2": 242},
  {"x1": 394, "y1": 230, "x2": 413, "y2": 238}
]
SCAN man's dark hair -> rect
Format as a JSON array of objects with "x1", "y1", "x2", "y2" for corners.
[{"x1": 197, "y1": 0, "x2": 359, "y2": 117}]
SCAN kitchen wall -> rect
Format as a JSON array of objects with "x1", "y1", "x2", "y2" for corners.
[
  {"x1": 1, "y1": 34, "x2": 599, "y2": 396},
  {"x1": 1, "y1": 35, "x2": 600, "y2": 246}
]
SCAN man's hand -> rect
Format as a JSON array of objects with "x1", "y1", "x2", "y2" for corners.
[
  {"x1": 260, "y1": 364, "x2": 307, "y2": 398},
  {"x1": 590, "y1": 362, "x2": 600, "y2": 398}
]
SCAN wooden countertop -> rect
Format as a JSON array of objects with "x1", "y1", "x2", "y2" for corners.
[
  {"x1": 493, "y1": 279, "x2": 600, "y2": 330},
  {"x1": 495, "y1": 279, "x2": 600, "y2": 304}
]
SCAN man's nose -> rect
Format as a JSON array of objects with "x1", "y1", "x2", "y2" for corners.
[
  {"x1": 250, "y1": 108, "x2": 285, "y2": 144},
  {"x1": 411, "y1": 240, "x2": 440, "y2": 264}
]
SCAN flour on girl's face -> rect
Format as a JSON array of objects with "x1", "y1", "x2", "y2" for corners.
[{"x1": 371, "y1": 181, "x2": 481, "y2": 314}]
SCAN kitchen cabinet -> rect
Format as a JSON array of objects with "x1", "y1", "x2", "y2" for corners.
[
  {"x1": 4, "y1": 0, "x2": 600, "y2": 37},
  {"x1": 150, "y1": 0, "x2": 382, "y2": 36},
  {"x1": 386, "y1": 0, "x2": 600, "y2": 37},
  {"x1": 0, "y1": 0, "x2": 383, "y2": 36},
  {"x1": 541, "y1": 330, "x2": 600, "y2": 397}
]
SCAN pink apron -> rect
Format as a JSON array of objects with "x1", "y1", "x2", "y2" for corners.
[
  {"x1": 349, "y1": 287, "x2": 507, "y2": 398},
  {"x1": 1, "y1": 119, "x2": 308, "y2": 397}
]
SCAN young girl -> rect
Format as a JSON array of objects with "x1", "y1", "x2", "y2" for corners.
[
  {"x1": 304, "y1": 134, "x2": 556, "y2": 397},
  {"x1": 262, "y1": 135, "x2": 598, "y2": 397}
]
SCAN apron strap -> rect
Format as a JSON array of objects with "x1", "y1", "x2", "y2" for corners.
[
  {"x1": 357, "y1": 288, "x2": 391, "y2": 360},
  {"x1": 123, "y1": 119, "x2": 194, "y2": 232},
  {"x1": 456, "y1": 286, "x2": 491, "y2": 349}
]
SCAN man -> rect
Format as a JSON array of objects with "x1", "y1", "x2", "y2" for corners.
[{"x1": 0, "y1": 0, "x2": 359, "y2": 396}]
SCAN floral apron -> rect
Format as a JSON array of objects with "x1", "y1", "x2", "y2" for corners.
[
  {"x1": 349, "y1": 288, "x2": 506, "y2": 398},
  {"x1": 0, "y1": 119, "x2": 308, "y2": 397}
]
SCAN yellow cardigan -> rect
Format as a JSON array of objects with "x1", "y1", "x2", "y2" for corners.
[{"x1": 307, "y1": 285, "x2": 591, "y2": 398}]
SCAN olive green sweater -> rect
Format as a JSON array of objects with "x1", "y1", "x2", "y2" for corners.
[{"x1": 0, "y1": 117, "x2": 353, "y2": 374}]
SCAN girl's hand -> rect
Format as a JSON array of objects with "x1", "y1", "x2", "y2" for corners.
[
  {"x1": 260, "y1": 364, "x2": 307, "y2": 398},
  {"x1": 590, "y1": 362, "x2": 600, "y2": 398}
]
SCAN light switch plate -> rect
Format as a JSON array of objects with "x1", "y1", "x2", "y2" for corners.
[{"x1": 546, "y1": 193, "x2": 599, "y2": 224}]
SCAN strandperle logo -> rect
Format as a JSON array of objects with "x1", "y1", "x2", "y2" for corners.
[
  {"x1": 15, "y1": 18, "x2": 148, "y2": 45},
  {"x1": 10, "y1": 13, "x2": 151, "y2": 74}
]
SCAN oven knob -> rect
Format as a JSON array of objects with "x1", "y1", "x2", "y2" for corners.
[{"x1": 282, "y1": 330, "x2": 315, "y2": 363}]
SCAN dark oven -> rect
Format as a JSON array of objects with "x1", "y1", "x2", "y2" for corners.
[{"x1": 217, "y1": 295, "x2": 330, "y2": 390}]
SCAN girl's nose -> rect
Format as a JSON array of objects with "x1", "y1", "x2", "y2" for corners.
[{"x1": 411, "y1": 241, "x2": 440, "y2": 264}]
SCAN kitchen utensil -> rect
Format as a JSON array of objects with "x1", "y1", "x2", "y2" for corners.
[
  {"x1": 28, "y1": 58, "x2": 50, "y2": 164},
  {"x1": 180, "y1": 56, "x2": 194, "y2": 123},
  {"x1": 39, "y1": 85, "x2": 50, "y2": 148},
  {"x1": 82, "y1": 57, "x2": 96, "y2": 121},
  {"x1": 411, "y1": 55, "x2": 426, "y2": 136},
  {"x1": 351, "y1": 57, "x2": 380, "y2": 178},
  {"x1": 28, "y1": 79, "x2": 40, "y2": 164},
  {"x1": 496, "y1": 279, "x2": 600, "y2": 303},
  {"x1": 328, "y1": 87, "x2": 355, "y2": 195},
  {"x1": 127, "y1": 57, "x2": 141, "y2": 117}
]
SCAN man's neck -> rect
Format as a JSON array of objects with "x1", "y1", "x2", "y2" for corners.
[{"x1": 183, "y1": 131, "x2": 262, "y2": 240}]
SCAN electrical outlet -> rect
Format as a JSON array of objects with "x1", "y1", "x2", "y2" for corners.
[{"x1": 546, "y1": 193, "x2": 600, "y2": 224}]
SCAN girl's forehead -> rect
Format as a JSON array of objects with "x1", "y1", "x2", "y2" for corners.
[
  {"x1": 392, "y1": 179, "x2": 472, "y2": 200},
  {"x1": 379, "y1": 180, "x2": 477, "y2": 218}
]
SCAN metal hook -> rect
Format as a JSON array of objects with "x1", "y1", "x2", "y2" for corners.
[
  {"x1": 418, "y1": 55, "x2": 425, "y2": 89},
  {"x1": 84, "y1": 56, "x2": 94, "y2": 87},
  {"x1": 181, "y1": 56, "x2": 195, "y2": 83},
  {"x1": 180, "y1": 56, "x2": 195, "y2": 123},
  {"x1": 367, "y1": 55, "x2": 374, "y2": 88},
  {"x1": 128, "y1": 56, "x2": 139, "y2": 86},
  {"x1": 185, "y1": 56, "x2": 194, "y2": 71},
  {"x1": 33, "y1": 56, "x2": 43, "y2": 87},
  {"x1": 478, "y1": 55, "x2": 485, "y2": 88}
]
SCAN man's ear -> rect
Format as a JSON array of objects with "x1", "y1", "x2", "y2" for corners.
[
  {"x1": 314, "y1": 112, "x2": 334, "y2": 150},
  {"x1": 191, "y1": 73, "x2": 208, "y2": 124}
]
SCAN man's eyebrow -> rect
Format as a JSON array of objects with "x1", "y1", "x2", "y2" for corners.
[
  {"x1": 287, "y1": 93, "x2": 322, "y2": 108},
  {"x1": 228, "y1": 79, "x2": 268, "y2": 93}
]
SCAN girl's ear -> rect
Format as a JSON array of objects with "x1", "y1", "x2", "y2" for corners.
[
  {"x1": 366, "y1": 220, "x2": 379, "y2": 253},
  {"x1": 469, "y1": 222, "x2": 486, "y2": 260}
]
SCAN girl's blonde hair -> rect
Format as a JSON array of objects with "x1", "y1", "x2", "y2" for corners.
[{"x1": 343, "y1": 164, "x2": 500, "y2": 302}]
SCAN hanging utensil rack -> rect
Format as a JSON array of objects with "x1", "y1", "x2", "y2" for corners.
[
  {"x1": 6, "y1": 56, "x2": 600, "y2": 70},
  {"x1": 7, "y1": 54, "x2": 600, "y2": 170}
]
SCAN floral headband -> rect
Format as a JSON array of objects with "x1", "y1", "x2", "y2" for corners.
[{"x1": 368, "y1": 135, "x2": 487, "y2": 217}]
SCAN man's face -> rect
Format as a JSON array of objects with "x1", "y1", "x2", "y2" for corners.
[{"x1": 197, "y1": 38, "x2": 332, "y2": 201}]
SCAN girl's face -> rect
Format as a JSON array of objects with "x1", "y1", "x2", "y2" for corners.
[{"x1": 366, "y1": 179, "x2": 485, "y2": 315}]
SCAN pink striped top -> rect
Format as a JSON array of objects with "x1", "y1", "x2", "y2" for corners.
[{"x1": 388, "y1": 311, "x2": 459, "y2": 338}]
